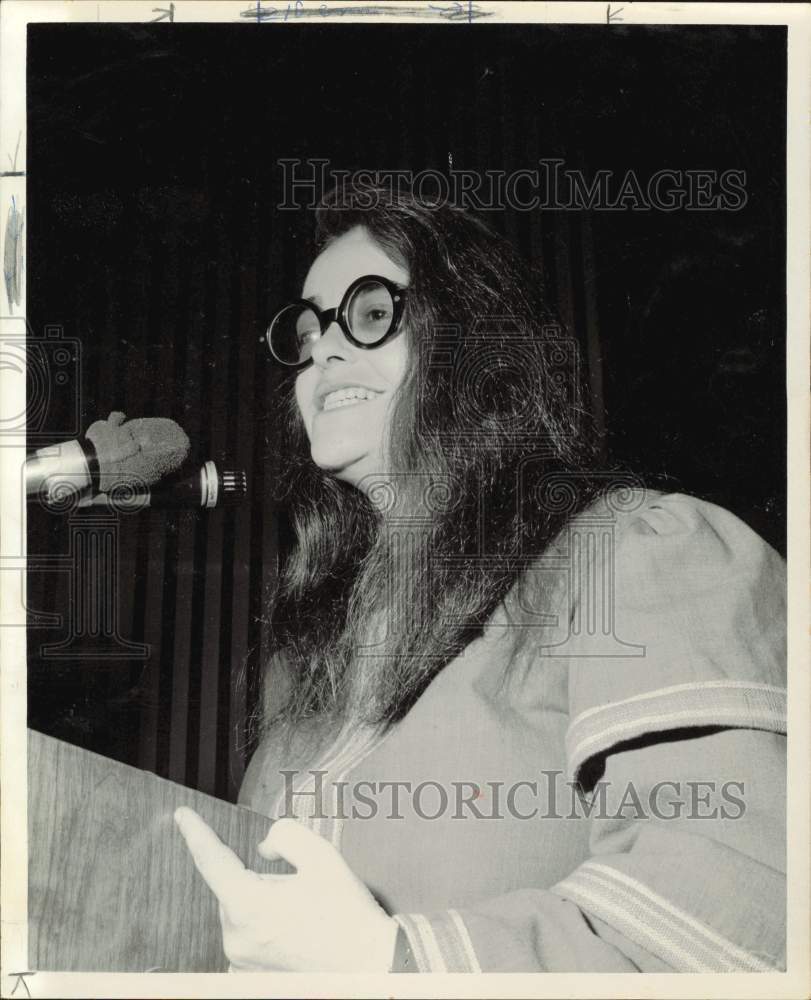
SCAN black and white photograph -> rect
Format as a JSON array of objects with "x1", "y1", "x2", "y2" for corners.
[{"x1": 1, "y1": 1, "x2": 809, "y2": 996}]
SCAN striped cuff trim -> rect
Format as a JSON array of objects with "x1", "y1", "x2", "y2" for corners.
[
  {"x1": 566, "y1": 681, "x2": 787, "y2": 783},
  {"x1": 393, "y1": 910, "x2": 481, "y2": 973},
  {"x1": 552, "y1": 860, "x2": 779, "y2": 972}
]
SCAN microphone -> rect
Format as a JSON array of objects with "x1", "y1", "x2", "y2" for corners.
[
  {"x1": 26, "y1": 412, "x2": 190, "y2": 503},
  {"x1": 77, "y1": 461, "x2": 248, "y2": 511}
]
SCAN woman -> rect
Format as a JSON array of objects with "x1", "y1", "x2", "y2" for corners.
[{"x1": 175, "y1": 182, "x2": 787, "y2": 973}]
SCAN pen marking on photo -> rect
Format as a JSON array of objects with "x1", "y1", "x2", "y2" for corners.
[
  {"x1": 239, "y1": 1, "x2": 493, "y2": 21},
  {"x1": 151, "y1": 2, "x2": 175, "y2": 21},
  {"x1": 3, "y1": 196, "x2": 24, "y2": 313},
  {"x1": 1, "y1": 133, "x2": 24, "y2": 176},
  {"x1": 8, "y1": 973, "x2": 34, "y2": 998}
]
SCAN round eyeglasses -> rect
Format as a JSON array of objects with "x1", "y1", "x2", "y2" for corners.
[{"x1": 264, "y1": 274, "x2": 408, "y2": 369}]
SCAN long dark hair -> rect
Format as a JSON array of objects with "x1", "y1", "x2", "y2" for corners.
[{"x1": 266, "y1": 181, "x2": 603, "y2": 738}]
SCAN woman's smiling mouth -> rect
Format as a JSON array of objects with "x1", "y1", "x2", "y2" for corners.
[{"x1": 320, "y1": 386, "x2": 384, "y2": 411}]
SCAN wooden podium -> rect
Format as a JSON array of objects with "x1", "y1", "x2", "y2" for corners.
[{"x1": 28, "y1": 729, "x2": 287, "y2": 972}]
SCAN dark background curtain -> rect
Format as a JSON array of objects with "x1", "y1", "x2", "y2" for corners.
[{"x1": 26, "y1": 23, "x2": 786, "y2": 803}]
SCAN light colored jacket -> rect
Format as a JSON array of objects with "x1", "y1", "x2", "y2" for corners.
[{"x1": 240, "y1": 491, "x2": 786, "y2": 972}]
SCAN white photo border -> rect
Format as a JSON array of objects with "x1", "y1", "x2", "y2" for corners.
[{"x1": 1, "y1": 3, "x2": 808, "y2": 998}]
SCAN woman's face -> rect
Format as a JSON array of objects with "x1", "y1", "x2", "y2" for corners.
[{"x1": 295, "y1": 226, "x2": 410, "y2": 490}]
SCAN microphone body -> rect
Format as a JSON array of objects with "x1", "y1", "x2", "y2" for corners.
[
  {"x1": 77, "y1": 462, "x2": 247, "y2": 511},
  {"x1": 25, "y1": 439, "x2": 97, "y2": 498},
  {"x1": 25, "y1": 414, "x2": 190, "y2": 504}
]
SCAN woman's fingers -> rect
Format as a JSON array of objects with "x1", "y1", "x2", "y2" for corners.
[
  {"x1": 176, "y1": 808, "x2": 394, "y2": 971},
  {"x1": 174, "y1": 806, "x2": 250, "y2": 905},
  {"x1": 256, "y1": 817, "x2": 338, "y2": 872}
]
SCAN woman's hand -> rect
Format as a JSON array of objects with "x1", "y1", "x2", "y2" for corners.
[{"x1": 174, "y1": 806, "x2": 398, "y2": 973}]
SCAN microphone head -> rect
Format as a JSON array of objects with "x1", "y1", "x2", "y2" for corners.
[
  {"x1": 85, "y1": 412, "x2": 191, "y2": 492},
  {"x1": 198, "y1": 461, "x2": 248, "y2": 508},
  {"x1": 220, "y1": 468, "x2": 248, "y2": 507}
]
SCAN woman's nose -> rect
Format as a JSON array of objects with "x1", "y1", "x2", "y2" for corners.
[{"x1": 309, "y1": 320, "x2": 350, "y2": 367}]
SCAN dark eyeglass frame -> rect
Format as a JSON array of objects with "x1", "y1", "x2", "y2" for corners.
[{"x1": 264, "y1": 273, "x2": 408, "y2": 369}]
